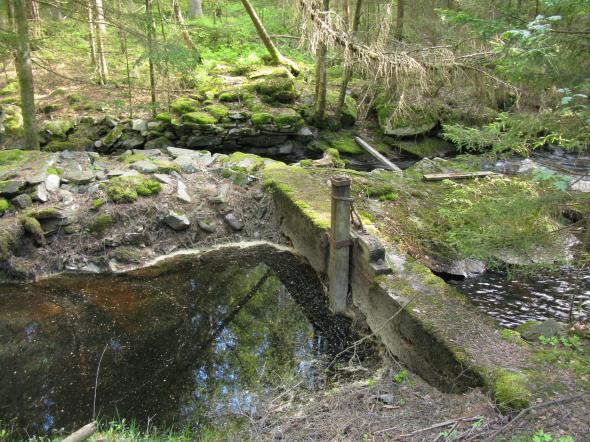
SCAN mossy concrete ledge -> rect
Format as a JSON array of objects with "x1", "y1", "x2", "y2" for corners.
[{"x1": 261, "y1": 163, "x2": 566, "y2": 412}]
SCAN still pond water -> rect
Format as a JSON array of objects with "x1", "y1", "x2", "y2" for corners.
[{"x1": 0, "y1": 252, "x2": 363, "y2": 437}]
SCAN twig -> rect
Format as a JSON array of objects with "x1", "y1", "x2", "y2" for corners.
[
  {"x1": 484, "y1": 392, "x2": 590, "y2": 441},
  {"x1": 92, "y1": 343, "x2": 109, "y2": 420},
  {"x1": 379, "y1": 416, "x2": 482, "y2": 438}
]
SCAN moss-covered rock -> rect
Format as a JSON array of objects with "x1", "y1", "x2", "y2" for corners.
[
  {"x1": 21, "y1": 216, "x2": 46, "y2": 246},
  {"x1": 490, "y1": 369, "x2": 531, "y2": 413},
  {"x1": 170, "y1": 97, "x2": 200, "y2": 114},
  {"x1": 218, "y1": 87, "x2": 250, "y2": 103},
  {"x1": 44, "y1": 136, "x2": 93, "y2": 152},
  {"x1": 182, "y1": 112, "x2": 217, "y2": 125},
  {"x1": 272, "y1": 108, "x2": 304, "y2": 129},
  {"x1": 103, "y1": 124, "x2": 125, "y2": 146},
  {"x1": 88, "y1": 214, "x2": 115, "y2": 234},
  {"x1": 321, "y1": 132, "x2": 363, "y2": 155},
  {"x1": 42, "y1": 119, "x2": 74, "y2": 140},
  {"x1": 251, "y1": 112, "x2": 272, "y2": 126},
  {"x1": 155, "y1": 112, "x2": 175, "y2": 125},
  {"x1": 254, "y1": 77, "x2": 298, "y2": 103},
  {"x1": 0, "y1": 198, "x2": 8, "y2": 214},
  {"x1": 248, "y1": 66, "x2": 292, "y2": 80},
  {"x1": 153, "y1": 160, "x2": 181, "y2": 174},
  {"x1": 204, "y1": 104, "x2": 230, "y2": 121}
]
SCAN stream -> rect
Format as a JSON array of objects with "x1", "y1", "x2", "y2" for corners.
[
  {"x1": 450, "y1": 267, "x2": 590, "y2": 328},
  {"x1": 0, "y1": 248, "x2": 368, "y2": 437}
]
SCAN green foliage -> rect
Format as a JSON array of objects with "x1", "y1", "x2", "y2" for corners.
[
  {"x1": 91, "y1": 198, "x2": 106, "y2": 211},
  {"x1": 437, "y1": 177, "x2": 564, "y2": 262},
  {"x1": 393, "y1": 369, "x2": 408, "y2": 384},
  {"x1": 136, "y1": 178, "x2": 162, "y2": 196},
  {"x1": 0, "y1": 149, "x2": 26, "y2": 166},
  {"x1": 492, "y1": 369, "x2": 531, "y2": 412}
]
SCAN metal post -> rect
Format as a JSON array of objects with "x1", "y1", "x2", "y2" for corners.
[{"x1": 329, "y1": 175, "x2": 352, "y2": 313}]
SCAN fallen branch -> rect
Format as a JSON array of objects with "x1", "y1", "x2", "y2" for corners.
[
  {"x1": 376, "y1": 416, "x2": 482, "y2": 438},
  {"x1": 483, "y1": 392, "x2": 590, "y2": 441},
  {"x1": 62, "y1": 422, "x2": 96, "y2": 442}
]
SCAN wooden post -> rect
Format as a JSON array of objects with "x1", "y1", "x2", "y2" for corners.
[{"x1": 329, "y1": 175, "x2": 352, "y2": 313}]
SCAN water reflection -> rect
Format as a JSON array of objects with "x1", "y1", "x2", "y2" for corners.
[
  {"x1": 450, "y1": 267, "x2": 590, "y2": 327},
  {"x1": 0, "y1": 250, "x2": 361, "y2": 437}
]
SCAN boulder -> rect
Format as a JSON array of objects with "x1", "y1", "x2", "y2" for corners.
[
  {"x1": 11, "y1": 193, "x2": 32, "y2": 209},
  {"x1": 0, "y1": 180, "x2": 26, "y2": 197},
  {"x1": 519, "y1": 319, "x2": 567, "y2": 342},
  {"x1": 45, "y1": 174, "x2": 61, "y2": 192},
  {"x1": 131, "y1": 160, "x2": 158, "y2": 174},
  {"x1": 164, "y1": 210, "x2": 190, "y2": 231},
  {"x1": 224, "y1": 212, "x2": 244, "y2": 231},
  {"x1": 62, "y1": 170, "x2": 95, "y2": 184}
]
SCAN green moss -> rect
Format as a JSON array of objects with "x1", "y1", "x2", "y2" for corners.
[
  {"x1": 221, "y1": 152, "x2": 266, "y2": 172},
  {"x1": 91, "y1": 198, "x2": 105, "y2": 210},
  {"x1": 66, "y1": 92, "x2": 87, "y2": 105},
  {"x1": 21, "y1": 216, "x2": 46, "y2": 246},
  {"x1": 136, "y1": 179, "x2": 162, "y2": 196},
  {"x1": 0, "y1": 82, "x2": 18, "y2": 95},
  {"x1": 88, "y1": 214, "x2": 115, "y2": 234},
  {"x1": 0, "y1": 149, "x2": 26, "y2": 166},
  {"x1": 491, "y1": 369, "x2": 531, "y2": 413},
  {"x1": 119, "y1": 153, "x2": 146, "y2": 164},
  {"x1": 103, "y1": 124, "x2": 125, "y2": 146},
  {"x1": 155, "y1": 112, "x2": 175, "y2": 124},
  {"x1": 262, "y1": 163, "x2": 331, "y2": 229},
  {"x1": 248, "y1": 66, "x2": 292, "y2": 80},
  {"x1": 46, "y1": 167, "x2": 61, "y2": 176},
  {"x1": 101, "y1": 176, "x2": 161, "y2": 203},
  {"x1": 0, "y1": 198, "x2": 8, "y2": 214},
  {"x1": 153, "y1": 160, "x2": 181, "y2": 174},
  {"x1": 170, "y1": 98, "x2": 200, "y2": 114},
  {"x1": 273, "y1": 108, "x2": 304, "y2": 129},
  {"x1": 42, "y1": 119, "x2": 74, "y2": 139},
  {"x1": 300, "y1": 159, "x2": 313, "y2": 167},
  {"x1": 322, "y1": 133, "x2": 363, "y2": 155},
  {"x1": 182, "y1": 112, "x2": 217, "y2": 125},
  {"x1": 44, "y1": 136, "x2": 92, "y2": 152},
  {"x1": 205, "y1": 104, "x2": 230, "y2": 121},
  {"x1": 25, "y1": 207, "x2": 60, "y2": 219},
  {"x1": 254, "y1": 77, "x2": 297, "y2": 103},
  {"x1": 251, "y1": 112, "x2": 272, "y2": 125}
]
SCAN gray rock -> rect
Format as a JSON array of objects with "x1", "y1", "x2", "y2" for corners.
[
  {"x1": 11, "y1": 193, "x2": 32, "y2": 209},
  {"x1": 198, "y1": 219, "x2": 216, "y2": 233},
  {"x1": 278, "y1": 141, "x2": 294, "y2": 154},
  {"x1": 224, "y1": 213, "x2": 243, "y2": 231},
  {"x1": 95, "y1": 171, "x2": 107, "y2": 181},
  {"x1": 26, "y1": 174, "x2": 46, "y2": 185},
  {"x1": 145, "y1": 136, "x2": 171, "y2": 150},
  {"x1": 59, "y1": 189, "x2": 74, "y2": 204},
  {"x1": 521, "y1": 319, "x2": 567, "y2": 342},
  {"x1": 153, "y1": 173, "x2": 173, "y2": 185},
  {"x1": 134, "y1": 148, "x2": 161, "y2": 157},
  {"x1": 131, "y1": 160, "x2": 158, "y2": 174},
  {"x1": 296, "y1": 126, "x2": 316, "y2": 143},
  {"x1": 32, "y1": 183, "x2": 48, "y2": 202},
  {"x1": 131, "y1": 118, "x2": 148, "y2": 133},
  {"x1": 107, "y1": 169, "x2": 125, "y2": 178},
  {"x1": 119, "y1": 135, "x2": 145, "y2": 150},
  {"x1": 164, "y1": 210, "x2": 190, "y2": 231},
  {"x1": 147, "y1": 121, "x2": 163, "y2": 131},
  {"x1": 0, "y1": 180, "x2": 26, "y2": 197},
  {"x1": 166, "y1": 146, "x2": 196, "y2": 158},
  {"x1": 62, "y1": 170, "x2": 95, "y2": 184},
  {"x1": 186, "y1": 135, "x2": 223, "y2": 148},
  {"x1": 177, "y1": 180, "x2": 191, "y2": 203},
  {"x1": 174, "y1": 156, "x2": 198, "y2": 174},
  {"x1": 103, "y1": 116, "x2": 118, "y2": 128}
]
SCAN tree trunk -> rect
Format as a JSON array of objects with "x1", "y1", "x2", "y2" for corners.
[
  {"x1": 395, "y1": 0, "x2": 405, "y2": 40},
  {"x1": 342, "y1": 0, "x2": 350, "y2": 28},
  {"x1": 6, "y1": 0, "x2": 15, "y2": 32},
  {"x1": 94, "y1": 0, "x2": 109, "y2": 84},
  {"x1": 187, "y1": 0, "x2": 202, "y2": 18},
  {"x1": 172, "y1": 0, "x2": 201, "y2": 62},
  {"x1": 145, "y1": 0, "x2": 157, "y2": 116},
  {"x1": 27, "y1": 0, "x2": 42, "y2": 39},
  {"x1": 87, "y1": 2, "x2": 97, "y2": 66},
  {"x1": 314, "y1": 0, "x2": 330, "y2": 126},
  {"x1": 13, "y1": 0, "x2": 40, "y2": 150},
  {"x1": 336, "y1": 0, "x2": 362, "y2": 118},
  {"x1": 239, "y1": 0, "x2": 299, "y2": 75}
]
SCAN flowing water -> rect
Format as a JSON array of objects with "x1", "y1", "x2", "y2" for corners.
[
  {"x1": 450, "y1": 267, "x2": 590, "y2": 328},
  {"x1": 0, "y1": 247, "x2": 367, "y2": 437}
]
